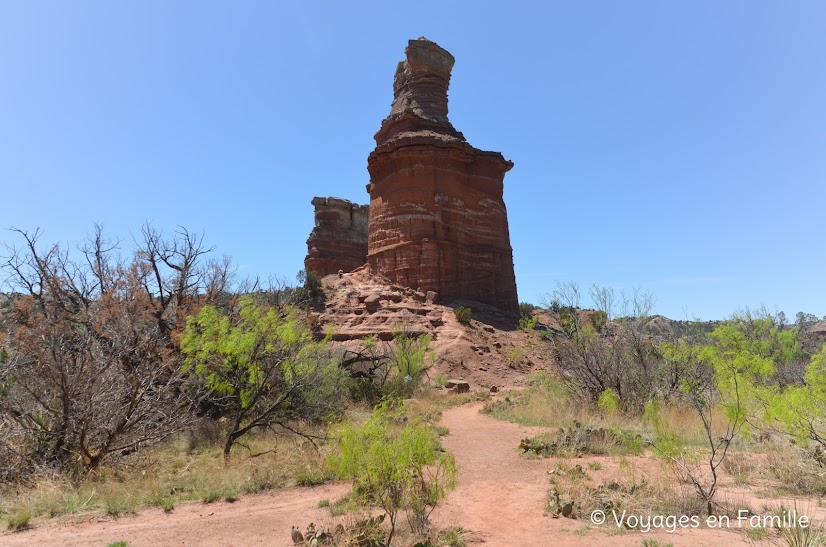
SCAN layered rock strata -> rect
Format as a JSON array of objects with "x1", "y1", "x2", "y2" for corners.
[
  {"x1": 366, "y1": 38, "x2": 518, "y2": 314},
  {"x1": 304, "y1": 197, "x2": 369, "y2": 277}
]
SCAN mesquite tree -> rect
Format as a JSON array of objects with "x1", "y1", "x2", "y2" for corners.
[
  {"x1": 181, "y1": 297, "x2": 346, "y2": 460},
  {"x1": 651, "y1": 320, "x2": 774, "y2": 515}
]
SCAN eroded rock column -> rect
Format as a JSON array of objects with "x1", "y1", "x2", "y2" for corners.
[
  {"x1": 305, "y1": 197, "x2": 369, "y2": 277},
  {"x1": 366, "y1": 38, "x2": 518, "y2": 314}
]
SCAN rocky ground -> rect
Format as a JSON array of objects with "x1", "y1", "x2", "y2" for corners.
[{"x1": 315, "y1": 268, "x2": 555, "y2": 389}]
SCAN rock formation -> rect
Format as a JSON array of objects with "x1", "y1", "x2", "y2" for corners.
[
  {"x1": 315, "y1": 269, "x2": 552, "y2": 389},
  {"x1": 366, "y1": 38, "x2": 518, "y2": 314},
  {"x1": 304, "y1": 197, "x2": 369, "y2": 277}
]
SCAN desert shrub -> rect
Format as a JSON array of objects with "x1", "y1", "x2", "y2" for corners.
[
  {"x1": 588, "y1": 310, "x2": 608, "y2": 332},
  {"x1": 384, "y1": 328, "x2": 434, "y2": 399},
  {"x1": 646, "y1": 321, "x2": 775, "y2": 516},
  {"x1": 519, "y1": 315, "x2": 538, "y2": 331},
  {"x1": 597, "y1": 388, "x2": 620, "y2": 413},
  {"x1": 181, "y1": 297, "x2": 347, "y2": 459},
  {"x1": 0, "y1": 226, "x2": 209, "y2": 474},
  {"x1": 340, "y1": 329, "x2": 434, "y2": 403},
  {"x1": 295, "y1": 268, "x2": 323, "y2": 300},
  {"x1": 770, "y1": 343, "x2": 826, "y2": 450},
  {"x1": 507, "y1": 347, "x2": 525, "y2": 363},
  {"x1": 292, "y1": 515, "x2": 386, "y2": 547},
  {"x1": 543, "y1": 283, "x2": 673, "y2": 411},
  {"x1": 519, "y1": 424, "x2": 644, "y2": 458},
  {"x1": 558, "y1": 305, "x2": 578, "y2": 336},
  {"x1": 519, "y1": 301, "x2": 537, "y2": 318},
  {"x1": 547, "y1": 469, "x2": 704, "y2": 525},
  {"x1": 453, "y1": 306, "x2": 472, "y2": 325},
  {"x1": 328, "y1": 401, "x2": 457, "y2": 543}
]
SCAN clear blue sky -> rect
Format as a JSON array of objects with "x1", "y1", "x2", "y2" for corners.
[{"x1": 1, "y1": 1, "x2": 824, "y2": 320}]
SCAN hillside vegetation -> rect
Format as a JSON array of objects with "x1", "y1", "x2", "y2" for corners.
[{"x1": 3, "y1": 227, "x2": 826, "y2": 545}]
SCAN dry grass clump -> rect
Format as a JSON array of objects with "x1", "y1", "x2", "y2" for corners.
[
  {"x1": 0, "y1": 421, "x2": 329, "y2": 529},
  {"x1": 519, "y1": 425, "x2": 644, "y2": 458},
  {"x1": 721, "y1": 451, "x2": 758, "y2": 486},
  {"x1": 544, "y1": 458, "x2": 705, "y2": 523},
  {"x1": 482, "y1": 373, "x2": 646, "y2": 450},
  {"x1": 481, "y1": 373, "x2": 588, "y2": 428},
  {"x1": 764, "y1": 446, "x2": 826, "y2": 497}
]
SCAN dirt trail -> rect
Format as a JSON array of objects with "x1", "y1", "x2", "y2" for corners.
[
  {"x1": 433, "y1": 402, "x2": 745, "y2": 546},
  {"x1": 1, "y1": 402, "x2": 751, "y2": 546}
]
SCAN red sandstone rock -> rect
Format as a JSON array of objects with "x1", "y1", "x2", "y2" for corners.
[
  {"x1": 366, "y1": 38, "x2": 518, "y2": 314},
  {"x1": 314, "y1": 269, "x2": 554, "y2": 388},
  {"x1": 304, "y1": 197, "x2": 369, "y2": 278},
  {"x1": 446, "y1": 379, "x2": 471, "y2": 394}
]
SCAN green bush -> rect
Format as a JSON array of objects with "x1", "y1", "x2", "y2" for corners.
[
  {"x1": 181, "y1": 297, "x2": 347, "y2": 460},
  {"x1": 558, "y1": 306, "x2": 578, "y2": 336},
  {"x1": 588, "y1": 310, "x2": 608, "y2": 332},
  {"x1": 454, "y1": 307, "x2": 473, "y2": 325},
  {"x1": 597, "y1": 388, "x2": 620, "y2": 413},
  {"x1": 328, "y1": 401, "x2": 457, "y2": 543},
  {"x1": 383, "y1": 327, "x2": 434, "y2": 399},
  {"x1": 519, "y1": 302, "x2": 537, "y2": 318},
  {"x1": 519, "y1": 315, "x2": 538, "y2": 331},
  {"x1": 296, "y1": 268, "x2": 322, "y2": 298}
]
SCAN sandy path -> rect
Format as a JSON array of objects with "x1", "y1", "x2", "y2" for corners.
[
  {"x1": 433, "y1": 402, "x2": 748, "y2": 547},
  {"x1": 1, "y1": 401, "x2": 754, "y2": 546},
  {"x1": 0, "y1": 483, "x2": 351, "y2": 547}
]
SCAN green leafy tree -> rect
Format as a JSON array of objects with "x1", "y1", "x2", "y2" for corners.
[
  {"x1": 328, "y1": 401, "x2": 457, "y2": 543},
  {"x1": 728, "y1": 308, "x2": 804, "y2": 384},
  {"x1": 181, "y1": 297, "x2": 345, "y2": 460},
  {"x1": 770, "y1": 344, "x2": 826, "y2": 449},
  {"x1": 652, "y1": 322, "x2": 774, "y2": 514},
  {"x1": 339, "y1": 328, "x2": 434, "y2": 404}
]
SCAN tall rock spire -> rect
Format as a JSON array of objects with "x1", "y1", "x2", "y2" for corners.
[{"x1": 366, "y1": 38, "x2": 519, "y2": 314}]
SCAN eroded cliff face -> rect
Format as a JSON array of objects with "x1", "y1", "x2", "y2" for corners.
[
  {"x1": 304, "y1": 197, "x2": 369, "y2": 278},
  {"x1": 366, "y1": 38, "x2": 518, "y2": 314}
]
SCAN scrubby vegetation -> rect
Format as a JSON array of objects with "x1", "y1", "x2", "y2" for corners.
[
  {"x1": 328, "y1": 401, "x2": 457, "y2": 543},
  {"x1": 0, "y1": 226, "x2": 459, "y2": 543},
  {"x1": 490, "y1": 281, "x2": 826, "y2": 525},
  {"x1": 181, "y1": 297, "x2": 347, "y2": 459},
  {"x1": 453, "y1": 306, "x2": 472, "y2": 325},
  {"x1": 4, "y1": 226, "x2": 826, "y2": 542}
]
